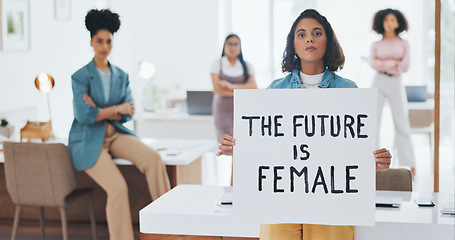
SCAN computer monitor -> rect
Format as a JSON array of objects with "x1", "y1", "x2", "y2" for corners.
[{"x1": 186, "y1": 90, "x2": 213, "y2": 115}]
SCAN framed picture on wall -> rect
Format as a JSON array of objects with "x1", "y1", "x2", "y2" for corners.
[
  {"x1": 0, "y1": 0, "x2": 30, "y2": 51},
  {"x1": 55, "y1": 0, "x2": 71, "y2": 20}
]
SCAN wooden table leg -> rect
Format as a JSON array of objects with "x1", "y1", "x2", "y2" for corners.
[
  {"x1": 166, "y1": 157, "x2": 202, "y2": 188},
  {"x1": 140, "y1": 233, "x2": 257, "y2": 240},
  {"x1": 260, "y1": 224, "x2": 354, "y2": 240}
]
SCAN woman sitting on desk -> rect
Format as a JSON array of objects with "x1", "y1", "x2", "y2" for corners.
[
  {"x1": 68, "y1": 9, "x2": 170, "y2": 240},
  {"x1": 217, "y1": 9, "x2": 392, "y2": 171}
]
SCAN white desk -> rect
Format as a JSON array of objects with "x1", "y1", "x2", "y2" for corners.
[
  {"x1": 112, "y1": 138, "x2": 216, "y2": 165},
  {"x1": 0, "y1": 138, "x2": 217, "y2": 187},
  {"x1": 407, "y1": 99, "x2": 434, "y2": 110},
  {"x1": 139, "y1": 185, "x2": 455, "y2": 240},
  {"x1": 141, "y1": 138, "x2": 216, "y2": 187}
]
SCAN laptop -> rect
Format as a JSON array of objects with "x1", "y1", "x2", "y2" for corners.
[
  {"x1": 405, "y1": 86, "x2": 428, "y2": 102},
  {"x1": 186, "y1": 90, "x2": 213, "y2": 115}
]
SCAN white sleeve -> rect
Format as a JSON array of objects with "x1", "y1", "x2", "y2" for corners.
[
  {"x1": 246, "y1": 62, "x2": 254, "y2": 75},
  {"x1": 210, "y1": 59, "x2": 221, "y2": 74}
]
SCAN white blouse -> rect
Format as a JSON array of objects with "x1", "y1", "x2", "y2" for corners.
[
  {"x1": 210, "y1": 56, "x2": 254, "y2": 77},
  {"x1": 299, "y1": 71, "x2": 323, "y2": 89}
]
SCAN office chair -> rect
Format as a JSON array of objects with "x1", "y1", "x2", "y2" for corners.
[
  {"x1": 3, "y1": 142, "x2": 97, "y2": 240},
  {"x1": 408, "y1": 107, "x2": 434, "y2": 159},
  {"x1": 376, "y1": 168, "x2": 413, "y2": 191}
]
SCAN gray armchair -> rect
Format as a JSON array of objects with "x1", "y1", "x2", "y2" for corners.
[
  {"x1": 376, "y1": 168, "x2": 413, "y2": 191},
  {"x1": 3, "y1": 142, "x2": 97, "y2": 240}
]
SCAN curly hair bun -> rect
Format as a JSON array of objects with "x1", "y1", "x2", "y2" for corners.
[{"x1": 85, "y1": 9, "x2": 120, "y2": 37}]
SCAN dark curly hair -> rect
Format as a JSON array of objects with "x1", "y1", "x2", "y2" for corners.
[
  {"x1": 85, "y1": 9, "x2": 120, "y2": 38},
  {"x1": 221, "y1": 34, "x2": 249, "y2": 82},
  {"x1": 281, "y1": 9, "x2": 344, "y2": 73},
  {"x1": 372, "y1": 8, "x2": 408, "y2": 35}
]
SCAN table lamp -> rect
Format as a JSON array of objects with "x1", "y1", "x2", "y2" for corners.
[
  {"x1": 35, "y1": 72, "x2": 55, "y2": 116},
  {"x1": 20, "y1": 73, "x2": 55, "y2": 141}
]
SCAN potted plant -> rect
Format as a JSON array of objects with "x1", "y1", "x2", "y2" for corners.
[{"x1": 0, "y1": 118, "x2": 14, "y2": 139}]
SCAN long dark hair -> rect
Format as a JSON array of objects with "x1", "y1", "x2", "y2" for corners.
[
  {"x1": 372, "y1": 8, "x2": 408, "y2": 35},
  {"x1": 85, "y1": 9, "x2": 120, "y2": 38},
  {"x1": 221, "y1": 34, "x2": 249, "y2": 82},
  {"x1": 281, "y1": 9, "x2": 345, "y2": 73}
]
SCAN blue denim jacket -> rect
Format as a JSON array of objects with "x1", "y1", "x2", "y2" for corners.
[{"x1": 267, "y1": 69, "x2": 357, "y2": 89}]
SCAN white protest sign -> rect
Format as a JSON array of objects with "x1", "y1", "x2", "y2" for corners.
[{"x1": 233, "y1": 88, "x2": 377, "y2": 226}]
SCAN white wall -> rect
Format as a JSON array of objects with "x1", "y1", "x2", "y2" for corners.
[
  {"x1": 126, "y1": 0, "x2": 219, "y2": 91},
  {"x1": 0, "y1": 0, "x2": 219, "y2": 139},
  {"x1": 0, "y1": 0, "x2": 96, "y2": 139}
]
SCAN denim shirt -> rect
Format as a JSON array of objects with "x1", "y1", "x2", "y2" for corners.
[{"x1": 267, "y1": 69, "x2": 357, "y2": 89}]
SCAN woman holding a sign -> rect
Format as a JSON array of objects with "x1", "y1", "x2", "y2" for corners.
[
  {"x1": 217, "y1": 9, "x2": 392, "y2": 171},
  {"x1": 211, "y1": 34, "x2": 257, "y2": 140},
  {"x1": 217, "y1": 8, "x2": 392, "y2": 239},
  {"x1": 369, "y1": 9, "x2": 415, "y2": 177}
]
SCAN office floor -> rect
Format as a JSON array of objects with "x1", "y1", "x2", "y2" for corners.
[{"x1": 0, "y1": 219, "x2": 141, "y2": 240}]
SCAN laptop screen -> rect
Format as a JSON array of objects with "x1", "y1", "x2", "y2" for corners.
[
  {"x1": 405, "y1": 86, "x2": 428, "y2": 102},
  {"x1": 186, "y1": 91, "x2": 213, "y2": 115}
]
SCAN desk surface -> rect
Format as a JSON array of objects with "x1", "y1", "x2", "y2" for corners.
[
  {"x1": 115, "y1": 138, "x2": 216, "y2": 166},
  {"x1": 140, "y1": 185, "x2": 455, "y2": 239},
  {"x1": 0, "y1": 138, "x2": 217, "y2": 166},
  {"x1": 407, "y1": 99, "x2": 434, "y2": 110},
  {"x1": 136, "y1": 111, "x2": 213, "y2": 122}
]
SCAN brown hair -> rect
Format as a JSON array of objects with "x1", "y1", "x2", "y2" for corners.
[
  {"x1": 221, "y1": 34, "x2": 249, "y2": 82},
  {"x1": 372, "y1": 8, "x2": 408, "y2": 35},
  {"x1": 281, "y1": 9, "x2": 345, "y2": 73}
]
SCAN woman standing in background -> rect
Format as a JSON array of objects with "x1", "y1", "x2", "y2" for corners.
[
  {"x1": 370, "y1": 8, "x2": 416, "y2": 177},
  {"x1": 211, "y1": 34, "x2": 257, "y2": 140}
]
